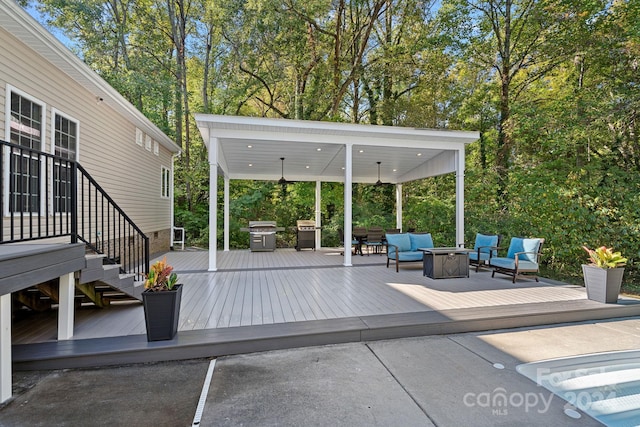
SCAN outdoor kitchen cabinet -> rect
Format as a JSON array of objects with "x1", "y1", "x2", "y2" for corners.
[{"x1": 241, "y1": 221, "x2": 284, "y2": 252}]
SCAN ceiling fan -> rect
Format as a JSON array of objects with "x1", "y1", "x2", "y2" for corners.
[
  {"x1": 374, "y1": 161, "x2": 390, "y2": 186},
  {"x1": 278, "y1": 157, "x2": 299, "y2": 185}
]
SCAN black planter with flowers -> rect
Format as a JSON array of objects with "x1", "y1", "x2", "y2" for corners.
[
  {"x1": 143, "y1": 284, "x2": 182, "y2": 341},
  {"x1": 142, "y1": 257, "x2": 182, "y2": 341}
]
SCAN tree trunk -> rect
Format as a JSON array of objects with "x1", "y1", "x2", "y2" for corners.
[{"x1": 495, "y1": 0, "x2": 512, "y2": 210}]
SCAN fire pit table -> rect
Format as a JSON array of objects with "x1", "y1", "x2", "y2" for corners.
[{"x1": 420, "y1": 247, "x2": 472, "y2": 279}]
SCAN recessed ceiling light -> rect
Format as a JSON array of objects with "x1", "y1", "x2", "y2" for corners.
[
  {"x1": 359, "y1": 149, "x2": 364, "y2": 153},
  {"x1": 249, "y1": 163, "x2": 253, "y2": 167},
  {"x1": 393, "y1": 169, "x2": 397, "y2": 172},
  {"x1": 341, "y1": 167, "x2": 345, "y2": 170},
  {"x1": 306, "y1": 165, "x2": 310, "y2": 169},
  {"x1": 316, "y1": 148, "x2": 322, "y2": 152},
  {"x1": 247, "y1": 145, "x2": 252, "y2": 148},
  {"x1": 417, "y1": 153, "x2": 422, "y2": 157}
]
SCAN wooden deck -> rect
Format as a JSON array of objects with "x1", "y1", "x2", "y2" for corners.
[{"x1": 12, "y1": 248, "x2": 640, "y2": 369}]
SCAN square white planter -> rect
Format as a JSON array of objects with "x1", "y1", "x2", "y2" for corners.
[{"x1": 582, "y1": 265, "x2": 624, "y2": 304}]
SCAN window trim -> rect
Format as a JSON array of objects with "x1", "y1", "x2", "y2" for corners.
[
  {"x1": 5, "y1": 84, "x2": 47, "y2": 146},
  {"x1": 51, "y1": 108, "x2": 80, "y2": 161},
  {"x1": 136, "y1": 128, "x2": 143, "y2": 146},
  {"x1": 161, "y1": 166, "x2": 170, "y2": 199},
  {"x1": 4, "y1": 85, "x2": 47, "y2": 217},
  {"x1": 50, "y1": 109, "x2": 80, "y2": 215}
]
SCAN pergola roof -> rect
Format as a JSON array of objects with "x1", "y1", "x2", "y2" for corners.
[{"x1": 195, "y1": 115, "x2": 479, "y2": 184}]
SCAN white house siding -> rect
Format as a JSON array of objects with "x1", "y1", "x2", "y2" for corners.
[{"x1": 0, "y1": 27, "x2": 179, "y2": 251}]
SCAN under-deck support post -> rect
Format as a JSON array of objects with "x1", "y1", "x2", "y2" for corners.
[
  {"x1": 1, "y1": 293, "x2": 12, "y2": 403},
  {"x1": 58, "y1": 272, "x2": 75, "y2": 340}
]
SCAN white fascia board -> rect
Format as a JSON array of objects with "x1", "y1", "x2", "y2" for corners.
[{"x1": 196, "y1": 114, "x2": 479, "y2": 148}]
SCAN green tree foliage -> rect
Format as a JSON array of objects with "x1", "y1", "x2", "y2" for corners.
[{"x1": 27, "y1": 0, "x2": 640, "y2": 291}]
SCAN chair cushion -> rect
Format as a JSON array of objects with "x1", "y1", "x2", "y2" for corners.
[
  {"x1": 474, "y1": 233, "x2": 499, "y2": 255},
  {"x1": 507, "y1": 237, "x2": 542, "y2": 262},
  {"x1": 398, "y1": 251, "x2": 424, "y2": 261},
  {"x1": 388, "y1": 251, "x2": 423, "y2": 261},
  {"x1": 409, "y1": 233, "x2": 433, "y2": 251},
  {"x1": 490, "y1": 257, "x2": 539, "y2": 272},
  {"x1": 469, "y1": 252, "x2": 491, "y2": 262},
  {"x1": 386, "y1": 233, "x2": 412, "y2": 253}
]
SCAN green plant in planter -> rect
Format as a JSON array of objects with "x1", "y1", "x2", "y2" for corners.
[
  {"x1": 582, "y1": 246, "x2": 627, "y2": 269},
  {"x1": 144, "y1": 257, "x2": 178, "y2": 291}
]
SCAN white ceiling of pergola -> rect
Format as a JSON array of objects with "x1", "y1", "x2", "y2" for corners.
[{"x1": 195, "y1": 115, "x2": 479, "y2": 184}]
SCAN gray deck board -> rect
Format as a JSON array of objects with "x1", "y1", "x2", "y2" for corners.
[{"x1": 10, "y1": 248, "x2": 640, "y2": 369}]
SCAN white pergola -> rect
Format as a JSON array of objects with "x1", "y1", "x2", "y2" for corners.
[{"x1": 195, "y1": 114, "x2": 479, "y2": 271}]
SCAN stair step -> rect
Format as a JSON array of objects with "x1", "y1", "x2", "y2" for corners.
[
  {"x1": 84, "y1": 254, "x2": 107, "y2": 270},
  {"x1": 101, "y1": 264, "x2": 121, "y2": 280}
]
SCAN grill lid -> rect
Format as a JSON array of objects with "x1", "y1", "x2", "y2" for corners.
[
  {"x1": 296, "y1": 220, "x2": 316, "y2": 231},
  {"x1": 249, "y1": 221, "x2": 277, "y2": 229}
]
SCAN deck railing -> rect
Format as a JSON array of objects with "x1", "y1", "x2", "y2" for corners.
[{"x1": 0, "y1": 139, "x2": 149, "y2": 277}]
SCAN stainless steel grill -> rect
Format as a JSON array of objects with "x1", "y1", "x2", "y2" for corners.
[
  {"x1": 295, "y1": 220, "x2": 316, "y2": 251},
  {"x1": 242, "y1": 221, "x2": 283, "y2": 252}
]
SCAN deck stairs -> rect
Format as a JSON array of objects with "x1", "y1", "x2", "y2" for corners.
[{"x1": 14, "y1": 253, "x2": 144, "y2": 311}]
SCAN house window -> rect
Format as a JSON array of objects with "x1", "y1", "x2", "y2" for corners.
[
  {"x1": 53, "y1": 111, "x2": 78, "y2": 213},
  {"x1": 136, "y1": 128, "x2": 143, "y2": 146},
  {"x1": 161, "y1": 166, "x2": 170, "y2": 199},
  {"x1": 153, "y1": 140, "x2": 159, "y2": 155},
  {"x1": 8, "y1": 90, "x2": 44, "y2": 213},
  {"x1": 145, "y1": 134, "x2": 152, "y2": 151}
]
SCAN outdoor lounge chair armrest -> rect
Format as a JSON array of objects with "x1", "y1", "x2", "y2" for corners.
[
  {"x1": 386, "y1": 243, "x2": 399, "y2": 255},
  {"x1": 476, "y1": 245, "x2": 501, "y2": 259},
  {"x1": 476, "y1": 244, "x2": 500, "y2": 252}
]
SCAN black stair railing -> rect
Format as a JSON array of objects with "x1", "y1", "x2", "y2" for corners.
[{"x1": 0, "y1": 139, "x2": 149, "y2": 278}]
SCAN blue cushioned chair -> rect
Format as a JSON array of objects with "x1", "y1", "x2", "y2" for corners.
[
  {"x1": 489, "y1": 237, "x2": 545, "y2": 283},
  {"x1": 469, "y1": 233, "x2": 502, "y2": 272},
  {"x1": 386, "y1": 233, "x2": 434, "y2": 272}
]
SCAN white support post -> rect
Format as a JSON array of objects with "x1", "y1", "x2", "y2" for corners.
[
  {"x1": 344, "y1": 144, "x2": 353, "y2": 267},
  {"x1": 224, "y1": 175, "x2": 230, "y2": 252},
  {"x1": 0, "y1": 294, "x2": 11, "y2": 403},
  {"x1": 58, "y1": 272, "x2": 75, "y2": 340},
  {"x1": 315, "y1": 180, "x2": 322, "y2": 250},
  {"x1": 456, "y1": 148, "x2": 465, "y2": 247},
  {"x1": 396, "y1": 183, "x2": 403, "y2": 232},
  {"x1": 208, "y1": 137, "x2": 218, "y2": 271}
]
